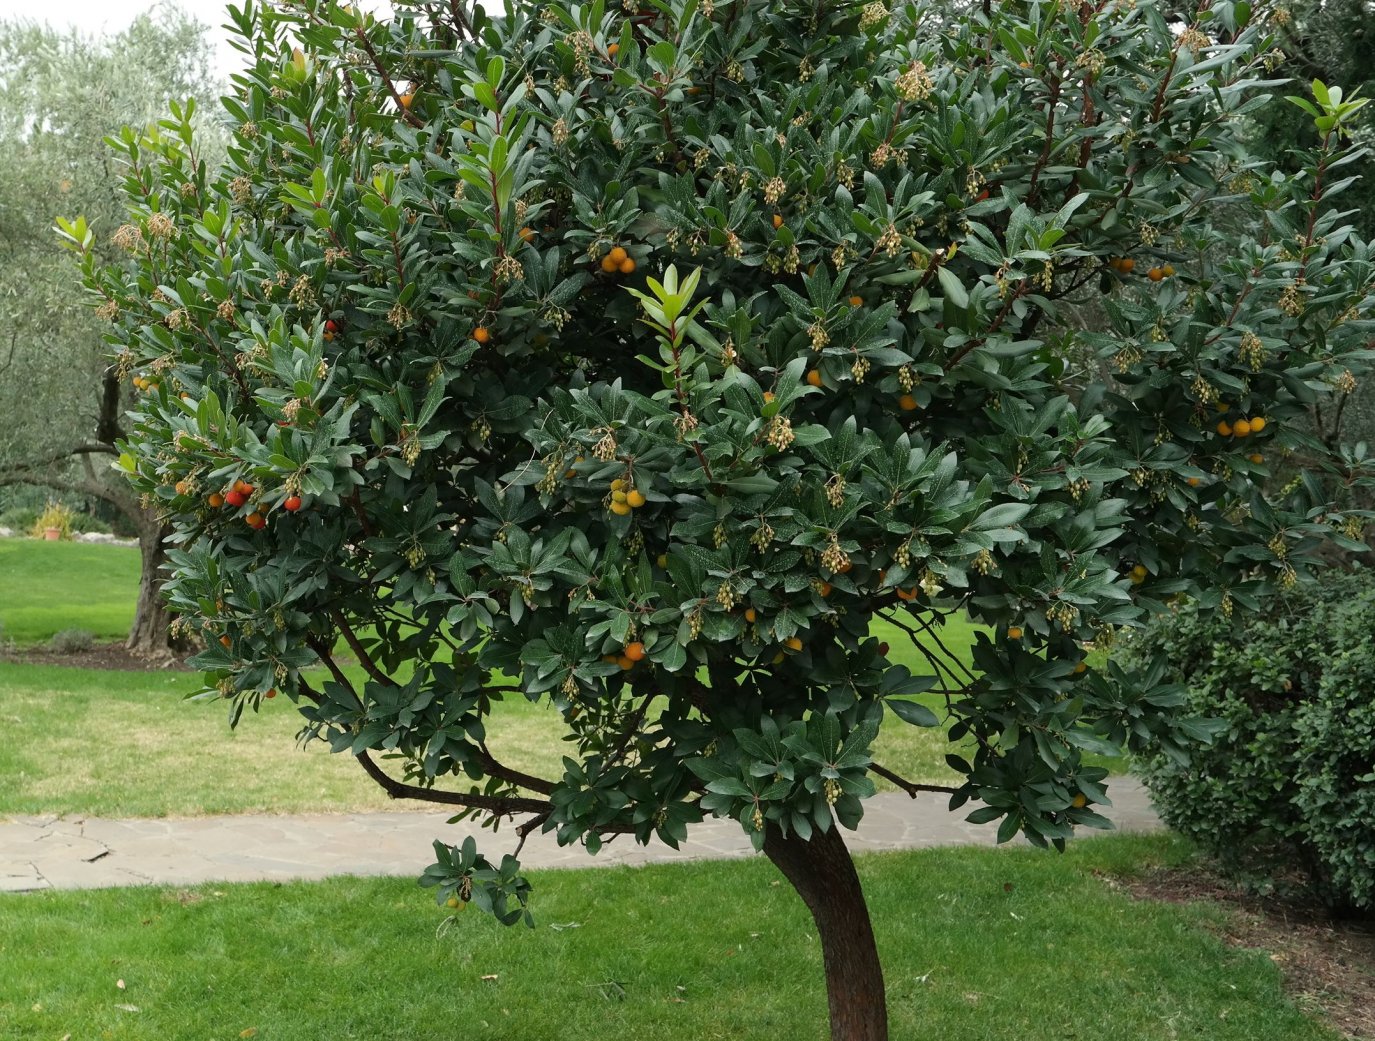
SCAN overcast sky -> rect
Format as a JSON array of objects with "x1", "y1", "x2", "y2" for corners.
[{"x1": 0, "y1": 0, "x2": 400, "y2": 79}]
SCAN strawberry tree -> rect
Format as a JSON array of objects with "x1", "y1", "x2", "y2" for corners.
[{"x1": 66, "y1": 1, "x2": 1375, "y2": 1038}]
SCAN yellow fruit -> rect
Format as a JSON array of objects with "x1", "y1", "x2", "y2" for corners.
[
  {"x1": 656, "y1": 554, "x2": 668, "y2": 568},
  {"x1": 772, "y1": 214, "x2": 783, "y2": 229},
  {"x1": 1231, "y1": 418, "x2": 1252, "y2": 437},
  {"x1": 1073, "y1": 661, "x2": 1087, "y2": 675},
  {"x1": 1131, "y1": 564, "x2": 1148, "y2": 579},
  {"x1": 772, "y1": 652, "x2": 785, "y2": 664},
  {"x1": 763, "y1": 391, "x2": 775, "y2": 403},
  {"x1": 1249, "y1": 416, "x2": 1267, "y2": 433},
  {"x1": 446, "y1": 896, "x2": 460, "y2": 908},
  {"x1": 610, "y1": 500, "x2": 633, "y2": 516},
  {"x1": 626, "y1": 489, "x2": 646, "y2": 508},
  {"x1": 1007, "y1": 626, "x2": 1023, "y2": 640},
  {"x1": 608, "y1": 246, "x2": 628, "y2": 265},
  {"x1": 806, "y1": 370, "x2": 823, "y2": 388},
  {"x1": 784, "y1": 637, "x2": 803, "y2": 652},
  {"x1": 1249, "y1": 453, "x2": 1264, "y2": 464},
  {"x1": 611, "y1": 478, "x2": 627, "y2": 492},
  {"x1": 600, "y1": 255, "x2": 619, "y2": 273},
  {"x1": 1216, "y1": 420, "x2": 1233, "y2": 437},
  {"x1": 1071, "y1": 793, "x2": 1088, "y2": 809},
  {"x1": 1162, "y1": 264, "x2": 1176, "y2": 277},
  {"x1": 611, "y1": 490, "x2": 628, "y2": 503},
  {"x1": 619, "y1": 257, "x2": 636, "y2": 274}
]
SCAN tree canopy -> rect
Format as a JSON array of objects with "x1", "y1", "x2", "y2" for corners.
[{"x1": 71, "y1": 1, "x2": 1375, "y2": 1037}]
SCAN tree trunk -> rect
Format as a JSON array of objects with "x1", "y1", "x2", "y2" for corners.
[
  {"x1": 763, "y1": 821, "x2": 888, "y2": 1041},
  {"x1": 125, "y1": 509, "x2": 182, "y2": 660}
]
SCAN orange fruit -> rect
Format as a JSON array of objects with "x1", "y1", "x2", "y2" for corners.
[
  {"x1": 1147, "y1": 267, "x2": 1164, "y2": 282},
  {"x1": 624, "y1": 642, "x2": 646, "y2": 662},
  {"x1": 600, "y1": 255, "x2": 618, "y2": 273},
  {"x1": 1007, "y1": 626, "x2": 1023, "y2": 640},
  {"x1": 220, "y1": 635, "x2": 232, "y2": 648},
  {"x1": 473, "y1": 326, "x2": 491, "y2": 344},
  {"x1": 772, "y1": 214, "x2": 783, "y2": 229},
  {"x1": 848, "y1": 295, "x2": 863, "y2": 307},
  {"x1": 816, "y1": 581, "x2": 832, "y2": 597},
  {"x1": 1119, "y1": 258, "x2": 1135, "y2": 273},
  {"x1": 619, "y1": 257, "x2": 636, "y2": 274},
  {"x1": 208, "y1": 492, "x2": 225, "y2": 508},
  {"x1": 617, "y1": 654, "x2": 634, "y2": 670},
  {"x1": 245, "y1": 511, "x2": 266, "y2": 529},
  {"x1": 1248, "y1": 453, "x2": 1264, "y2": 464},
  {"x1": 1073, "y1": 661, "x2": 1087, "y2": 675},
  {"x1": 608, "y1": 246, "x2": 628, "y2": 265},
  {"x1": 744, "y1": 608, "x2": 757, "y2": 623},
  {"x1": 784, "y1": 637, "x2": 803, "y2": 652},
  {"x1": 607, "y1": 42, "x2": 619, "y2": 57},
  {"x1": 806, "y1": 370, "x2": 823, "y2": 388},
  {"x1": 610, "y1": 500, "x2": 632, "y2": 516},
  {"x1": 1216, "y1": 420, "x2": 1233, "y2": 437},
  {"x1": 265, "y1": 688, "x2": 277, "y2": 699},
  {"x1": 1231, "y1": 418, "x2": 1252, "y2": 437},
  {"x1": 763, "y1": 391, "x2": 775, "y2": 403},
  {"x1": 1249, "y1": 416, "x2": 1267, "y2": 433},
  {"x1": 399, "y1": 92, "x2": 414, "y2": 110},
  {"x1": 519, "y1": 226, "x2": 535, "y2": 244},
  {"x1": 898, "y1": 394, "x2": 918, "y2": 411},
  {"x1": 895, "y1": 587, "x2": 918, "y2": 601},
  {"x1": 1186, "y1": 476, "x2": 1201, "y2": 487},
  {"x1": 626, "y1": 489, "x2": 646, "y2": 508}
]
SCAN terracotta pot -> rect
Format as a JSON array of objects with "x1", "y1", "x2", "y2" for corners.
[{"x1": 43, "y1": 527, "x2": 61, "y2": 541}]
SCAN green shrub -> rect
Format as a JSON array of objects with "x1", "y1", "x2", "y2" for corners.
[
  {"x1": 48, "y1": 627, "x2": 96, "y2": 654},
  {"x1": 1130, "y1": 572, "x2": 1375, "y2": 915},
  {"x1": 0, "y1": 507, "x2": 40, "y2": 533}
]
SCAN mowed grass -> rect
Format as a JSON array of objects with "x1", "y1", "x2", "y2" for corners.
[
  {"x1": 0, "y1": 834, "x2": 1337, "y2": 1041},
  {"x1": 0, "y1": 539, "x2": 140, "y2": 644}
]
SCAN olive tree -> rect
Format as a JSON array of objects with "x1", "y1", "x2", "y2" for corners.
[
  {"x1": 69, "y1": 0, "x2": 1375, "y2": 1037},
  {"x1": 0, "y1": 6, "x2": 218, "y2": 655}
]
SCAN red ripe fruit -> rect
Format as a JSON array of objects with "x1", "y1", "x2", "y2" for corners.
[
  {"x1": 283, "y1": 495, "x2": 303, "y2": 512},
  {"x1": 245, "y1": 512, "x2": 266, "y2": 530},
  {"x1": 877, "y1": 642, "x2": 890, "y2": 656},
  {"x1": 225, "y1": 490, "x2": 247, "y2": 508}
]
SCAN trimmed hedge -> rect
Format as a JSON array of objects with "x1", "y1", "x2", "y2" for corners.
[{"x1": 1128, "y1": 572, "x2": 1375, "y2": 915}]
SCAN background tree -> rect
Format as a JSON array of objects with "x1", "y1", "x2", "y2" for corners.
[
  {"x1": 0, "y1": 5, "x2": 220, "y2": 656},
  {"x1": 73, "y1": 1, "x2": 1375, "y2": 1038}
]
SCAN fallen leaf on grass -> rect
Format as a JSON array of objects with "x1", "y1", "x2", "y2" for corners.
[
  {"x1": 116, "y1": 979, "x2": 126, "y2": 990},
  {"x1": 480, "y1": 974, "x2": 499, "y2": 982},
  {"x1": 240, "y1": 1028, "x2": 258, "y2": 1038},
  {"x1": 114, "y1": 1004, "x2": 140, "y2": 1013}
]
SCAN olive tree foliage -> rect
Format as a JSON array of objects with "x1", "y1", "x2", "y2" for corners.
[
  {"x1": 0, "y1": 6, "x2": 219, "y2": 652},
  {"x1": 70, "y1": 0, "x2": 1375, "y2": 1037}
]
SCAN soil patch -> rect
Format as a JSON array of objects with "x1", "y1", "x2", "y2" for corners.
[
  {"x1": 0, "y1": 642, "x2": 192, "y2": 672},
  {"x1": 1113, "y1": 865, "x2": 1375, "y2": 1039}
]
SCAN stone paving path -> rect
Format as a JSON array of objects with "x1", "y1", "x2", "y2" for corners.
[{"x1": 0, "y1": 779, "x2": 1160, "y2": 893}]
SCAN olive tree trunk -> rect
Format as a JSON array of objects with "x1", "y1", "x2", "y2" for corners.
[{"x1": 763, "y1": 821, "x2": 888, "y2": 1041}]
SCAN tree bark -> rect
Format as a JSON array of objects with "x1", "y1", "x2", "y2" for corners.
[
  {"x1": 125, "y1": 510, "x2": 182, "y2": 660},
  {"x1": 763, "y1": 821, "x2": 888, "y2": 1041}
]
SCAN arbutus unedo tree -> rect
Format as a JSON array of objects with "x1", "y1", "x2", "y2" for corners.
[{"x1": 67, "y1": 0, "x2": 1375, "y2": 1038}]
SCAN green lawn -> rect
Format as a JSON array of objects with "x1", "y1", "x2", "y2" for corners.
[
  {"x1": 0, "y1": 834, "x2": 1335, "y2": 1041},
  {"x1": 0, "y1": 538, "x2": 141, "y2": 644}
]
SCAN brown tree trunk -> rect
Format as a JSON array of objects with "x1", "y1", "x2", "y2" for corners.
[
  {"x1": 763, "y1": 821, "x2": 888, "y2": 1041},
  {"x1": 125, "y1": 509, "x2": 182, "y2": 660}
]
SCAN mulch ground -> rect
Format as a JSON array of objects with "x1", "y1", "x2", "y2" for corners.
[
  {"x1": 0, "y1": 642, "x2": 191, "y2": 671},
  {"x1": 1110, "y1": 866, "x2": 1375, "y2": 1040}
]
